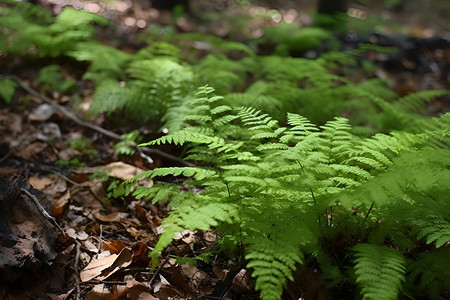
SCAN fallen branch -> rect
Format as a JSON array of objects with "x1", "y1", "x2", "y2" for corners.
[{"x1": 0, "y1": 74, "x2": 195, "y2": 167}]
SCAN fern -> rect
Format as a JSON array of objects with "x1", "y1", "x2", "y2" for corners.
[
  {"x1": 406, "y1": 249, "x2": 450, "y2": 299},
  {"x1": 0, "y1": 3, "x2": 109, "y2": 57},
  {"x1": 353, "y1": 244, "x2": 406, "y2": 300},
  {"x1": 0, "y1": 78, "x2": 18, "y2": 103},
  {"x1": 124, "y1": 84, "x2": 450, "y2": 299}
]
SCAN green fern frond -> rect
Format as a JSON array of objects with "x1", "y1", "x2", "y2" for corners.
[
  {"x1": 151, "y1": 194, "x2": 239, "y2": 263},
  {"x1": 145, "y1": 167, "x2": 217, "y2": 181},
  {"x1": 141, "y1": 131, "x2": 220, "y2": 146},
  {"x1": 133, "y1": 184, "x2": 178, "y2": 203},
  {"x1": 318, "y1": 117, "x2": 353, "y2": 162},
  {"x1": 69, "y1": 42, "x2": 132, "y2": 83},
  {"x1": 89, "y1": 80, "x2": 131, "y2": 116},
  {"x1": 243, "y1": 207, "x2": 316, "y2": 300},
  {"x1": 416, "y1": 218, "x2": 450, "y2": 248},
  {"x1": 406, "y1": 249, "x2": 450, "y2": 299},
  {"x1": 0, "y1": 78, "x2": 18, "y2": 103},
  {"x1": 176, "y1": 32, "x2": 254, "y2": 56},
  {"x1": 195, "y1": 54, "x2": 248, "y2": 94},
  {"x1": 135, "y1": 42, "x2": 183, "y2": 60},
  {"x1": 353, "y1": 243, "x2": 406, "y2": 300},
  {"x1": 393, "y1": 90, "x2": 450, "y2": 113}
]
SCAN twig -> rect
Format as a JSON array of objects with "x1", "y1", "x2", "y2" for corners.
[
  {"x1": 97, "y1": 224, "x2": 103, "y2": 257},
  {"x1": 148, "y1": 256, "x2": 170, "y2": 286},
  {"x1": 80, "y1": 280, "x2": 127, "y2": 285},
  {"x1": 39, "y1": 165, "x2": 81, "y2": 186},
  {"x1": 0, "y1": 74, "x2": 195, "y2": 167},
  {"x1": 20, "y1": 187, "x2": 65, "y2": 235},
  {"x1": 74, "y1": 241, "x2": 82, "y2": 300}
]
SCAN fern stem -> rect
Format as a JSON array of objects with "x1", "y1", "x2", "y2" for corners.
[
  {"x1": 296, "y1": 160, "x2": 321, "y2": 226},
  {"x1": 361, "y1": 202, "x2": 374, "y2": 226}
]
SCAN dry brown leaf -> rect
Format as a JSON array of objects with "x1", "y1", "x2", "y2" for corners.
[
  {"x1": 96, "y1": 247, "x2": 133, "y2": 281},
  {"x1": 154, "y1": 275, "x2": 183, "y2": 299},
  {"x1": 44, "y1": 178, "x2": 67, "y2": 195},
  {"x1": 0, "y1": 110, "x2": 22, "y2": 134},
  {"x1": 131, "y1": 242, "x2": 151, "y2": 266},
  {"x1": 102, "y1": 240, "x2": 128, "y2": 254},
  {"x1": 89, "y1": 179, "x2": 107, "y2": 202},
  {"x1": 102, "y1": 161, "x2": 146, "y2": 181},
  {"x1": 29, "y1": 175, "x2": 54, "y2": 189},
  {"x1": 85, "y1": 284, "x2": 111, "y2": 300},
  {"x1": 16, "y1": 142, "x2": 47, "y2": 160},
  {"x1": 58, "y1": 148, "x2": 80, "y2": 161},
  {"x1": 180, "y1": 263, "x2": 207, "y2": 290},
  {"x1": 52, "y1": 190, "x2": 70, "y2": 217},
  {"x1": 114, "y1": 277, "x2": 158, "y2": 300},
  {"x1": 171, "y1": 264, "x2": 195, "y2": 295},
  {"x1": 94, "y1": 211, "x2": 126, "y2": 222},
  {"x1": 80, "y1": 253, "x2": 119, "y2": 282}
]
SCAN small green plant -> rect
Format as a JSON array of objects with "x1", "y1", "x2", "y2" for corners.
[
  {"x1": 67, "y1": 137, "x2": 96, "y2": 157},
  {"x1": 120, "y1": 86, "x2": 449, "y2": 299},
  {"x1": 0, "y1": 78, "x2": 18, "y2": 103},
  {"x1": 114, "y1": 130, "x2": 140, "y2": 155},
  {"x1": 261, "y1": 21, "x2": 335, "y2": 56},
  {"x1": 37, "y1": 65, "x2": 77, "y2": 94},
  {"x1": 57, "y1": 157, "x2": 85, "y2": 167}
]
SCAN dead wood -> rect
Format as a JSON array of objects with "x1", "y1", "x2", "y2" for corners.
[{"x1": 0, "y1": 175, "x2": 60, "y2": 298}]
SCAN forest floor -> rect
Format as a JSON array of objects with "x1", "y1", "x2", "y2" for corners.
[{"x1": 0, "y1": 1, "x2": 449, "y2": 299}]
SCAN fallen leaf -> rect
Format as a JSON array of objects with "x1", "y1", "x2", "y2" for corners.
[
  {"x1": 0, "y1": 110, "x2": 22, "y2": 134},
  {"x1": 65, "y1": 228, "x2": 89, "y2": 241},
  {"x1": 94, "y1": 211, "x2": 128, "y2": 222},
  {"x1": 102, "y1": 239, "x2": 128, "y2": 254},
  {"x1": 172, "y1": 264, "x2": 195, "y2": 294},
  {"x1": 16, "y1": 142, "x2": 47, "y2": 160},
  {"x1": 29, "y1": 175, "x2": 54, "y2": 190},
  {"x1": 81, "y1": 247, "x2": 134, "y2": 282},
  {"x1": 80, "y1": 254, "x2": 119, "y2": 282},
  {"x1": 113, "y1": 276, "x2": 158, "y2": 300},
  {"x1": 52, "y1": 190, "x2": 70, "y2": 217},
  {"x1": 85, "y1": 284, "x2": 111, "y2": 300},
  {"x1": 96, "y1": 247, "x2": 133, "y2": 281},
  {"x1": 102, "y1": 161, "x2": 146, "y2": 180}
]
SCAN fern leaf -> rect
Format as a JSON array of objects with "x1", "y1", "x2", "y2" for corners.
[
  {"x1": 151, "y1": 195, "x2": 239, "y2": 264},
  {"x1": 144, "y1": 167, "x2": 217, "y2": 181},
  {"x1": 353, "y1": 243, "x2": 406, "y2": 300},
  {"x1": 416, "y1": 219, "x2": 450, "y2": 248},
  {"x1": 407, "y1": 249, "x2": 450, "y2": 298},
  {"x1": 393, "y1": 90, "x2": 450, "y2": 113}
]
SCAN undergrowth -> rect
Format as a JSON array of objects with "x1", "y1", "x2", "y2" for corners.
[
  {"x1": 118, "y1": 86, "x2": 450, "y2": 299},
  {"x1": 1, "y1": 2, "x2": 450, "y2": 299}
]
